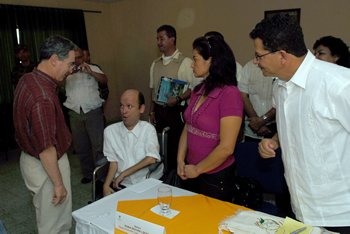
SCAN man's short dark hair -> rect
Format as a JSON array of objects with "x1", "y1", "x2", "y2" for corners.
[
  {"x1": 157, "y1": 25, "x2": 177, "y2": 46},
  {"x1": 83, "y1": 49, "x2": 90, "y2": 56},
  {"x1": 138, "y1": 91, "x2": 145, "y2": 109},
  {"x1": 15, "y1": 44, "x2": 29, "y2": 54},
  {"x1": 204, "y1": 31, "x2": 224, "y2": 40},
  {"x1": 250, "y1": 14, "x2": 307, "y2": 57},
  {"x1": 39, "y1": 35, "x2": 78, "y2": 62}
]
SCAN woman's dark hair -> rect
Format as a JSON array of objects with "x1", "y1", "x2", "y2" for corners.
[
  {"x1": 192, "y1": 36, "x2": 237, "y2": 96},
  {"x1": 313, "y1": 36, "x2": 350, "y2": 68}
]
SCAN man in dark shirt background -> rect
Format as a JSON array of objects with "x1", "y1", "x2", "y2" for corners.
[{"x1": 10, "y1": 44, "x2": 38, "y2": 89}]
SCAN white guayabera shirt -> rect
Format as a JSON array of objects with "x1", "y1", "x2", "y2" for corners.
[{"x1": 273, "y1": 50, "x2": 350, "y2": 226}]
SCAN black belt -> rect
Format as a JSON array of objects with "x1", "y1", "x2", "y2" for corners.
[{"x1": 155, "y1": 103, "x2": 169, "y2": 109}]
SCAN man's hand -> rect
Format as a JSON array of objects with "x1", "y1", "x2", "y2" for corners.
[
  {"x1": 247, "y1": 116, "x2": 265, "y2": 132},
  {"x1": 52, "y1": 184, "x2": 67, "y2": 206},
  {"x1": 39, "y1": 146, "x2": 67, "y2": 206},
  {"x1": 257, "y1": 125, "x2": 271, "y2": 136},
  {"x1": 79, "y1": 63, "x2": 93, "y2": 75},
  {"x1": 177, "y1": 161, "x2": 187, "y2": 180},
  {"x1": 113, "y1": 173, "x2": 125, "y2": 190},
  {"x1": 103, "y1": 185, "x2": 115, "y2": 197},
  {"x1": 150, "y1": 113, "x2": 157, "y2": 126},
  {"x1": 184, "y1": 164, "x2": 200, "y2": 179},
  {"x1": 258, "y1": 138, "x2": 280, "y2": 158},
  {"x1": 164, "y1": 94, "x2": 178, "y2": 107}
]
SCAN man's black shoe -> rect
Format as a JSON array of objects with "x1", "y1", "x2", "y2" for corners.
[{"x1": 81, "y1": 177, "x2": 92, "y2": 184}]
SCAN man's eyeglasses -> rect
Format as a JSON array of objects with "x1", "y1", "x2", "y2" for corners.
[
  {"x1": 254, "y1": 51, "x2": 277, "y2": 60},
  {"x1": 66, "y1": 62, "x2": 76, "y2": 70}
]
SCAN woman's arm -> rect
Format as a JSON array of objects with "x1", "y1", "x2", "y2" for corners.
[
  {"x1": 184, "y1": 116, "x2": 242, "y2": 178},
  {"x1": 177, "y1": 123, "x2": 188, "y2": 180}
]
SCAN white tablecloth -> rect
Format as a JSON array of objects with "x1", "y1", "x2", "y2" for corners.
[{"x1": 72, "y1": 179, "x2": 195, "y2": 234}]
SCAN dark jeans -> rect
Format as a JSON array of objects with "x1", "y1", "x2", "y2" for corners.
[
  {"x1": 181, "y1": 162, "x2": 236, "y2": 202},
  {"x1": 154, "y1": 104, "x2": 187, "y2": 172},
  {"x1": 244, "y1": 136, "x2": 262, "y2": 142},
  {"x1": 244, "y1": 123, "x2": 277, "y2": 142}
]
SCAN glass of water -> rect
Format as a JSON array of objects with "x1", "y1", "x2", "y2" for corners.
[{"x1": 157, "y1": 186, "x2": 172, "y2": 216}]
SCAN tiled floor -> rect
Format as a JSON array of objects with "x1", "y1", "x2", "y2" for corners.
[{"x1": 0, "y1": 146, "x2": 91, "y2": 233}]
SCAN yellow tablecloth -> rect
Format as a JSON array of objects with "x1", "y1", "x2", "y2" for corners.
[{"x1": 116, "y1": 194, "x2": 251, "y2": 234}]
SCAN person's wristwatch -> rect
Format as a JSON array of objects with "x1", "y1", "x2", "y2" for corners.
[{"x1": 263, "y1": 115, "x2": 269, "y2": 125}]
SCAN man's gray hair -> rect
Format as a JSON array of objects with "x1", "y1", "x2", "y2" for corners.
[{"x1": 39, "y1": 35, "x2": 78, "y2": 61}]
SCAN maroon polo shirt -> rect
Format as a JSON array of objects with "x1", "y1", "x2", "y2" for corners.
[{"x1": 13, "y1": 68, "x2": 72, "y2": 160}]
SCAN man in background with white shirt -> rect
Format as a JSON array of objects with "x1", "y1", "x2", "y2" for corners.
[
  {"x1": 254, "y1": 14, "x2": 350, "y2": 232},
  {"x1": 103, "y1": 89, "x2": 163, "y2": 196},
  {"x1": 64, "y1": 48, "x2": 108, "y2": 184},
  {"x1": 238, "y1": 60, "x2": 276, "y2": 142},
  {"x1": 149, "y1": 25, "x2": 196, "y2": 171}
]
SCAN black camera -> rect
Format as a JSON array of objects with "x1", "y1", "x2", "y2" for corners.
[{"x1": 72, "y1": 66, "x2": 83, "y2": 73}]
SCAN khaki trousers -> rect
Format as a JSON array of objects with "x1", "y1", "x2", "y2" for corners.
[{"x1": 20, "y1": 152, "x2": 72, "y2": 234}]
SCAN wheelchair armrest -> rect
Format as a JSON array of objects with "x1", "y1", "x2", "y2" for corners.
[
  {"x1": 149, "y1": 161, "x2": 161, "y2": 172},
  {"x1": 146, "y1": 156, "x2": 164, "y2": 178}
]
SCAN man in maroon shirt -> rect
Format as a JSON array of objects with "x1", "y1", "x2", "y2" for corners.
[{"x1": 13, "y1": 35, "x2": 77, "y2": 234}]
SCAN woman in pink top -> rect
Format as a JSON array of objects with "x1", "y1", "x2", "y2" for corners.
[{"x1": 177, "y1": 36, "x2": 243, "y2": 201}]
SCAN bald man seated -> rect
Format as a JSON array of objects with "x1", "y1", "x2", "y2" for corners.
[{"x1": 103, "y1": 89, "x2": 163, "y2": 197}]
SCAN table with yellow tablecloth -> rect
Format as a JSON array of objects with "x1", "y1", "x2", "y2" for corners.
[
  {"x1": 116, "y1": 194, "x2": 251, "y2": 234},
  {"x1": 73, "y1": 179, "x2": 252, "y2": 234}
]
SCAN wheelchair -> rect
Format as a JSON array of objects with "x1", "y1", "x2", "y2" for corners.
[{"x1": 91, "y1": 126, "x2": 172, "y2": 202}]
